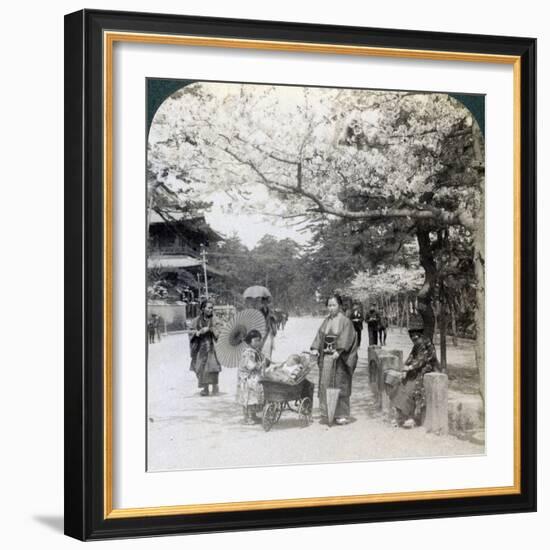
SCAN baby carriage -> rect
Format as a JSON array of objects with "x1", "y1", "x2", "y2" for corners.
[{"x1": 259, "y1": 353, "x2": 315, "y2": 432}]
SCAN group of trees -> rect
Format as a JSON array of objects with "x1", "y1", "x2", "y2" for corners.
[
  {"x1": 207, "y1": 234, "x2": 312, "y2": 312},
  {"x1": 148, "y1": 82, "x2": 485, "y2": 393}
]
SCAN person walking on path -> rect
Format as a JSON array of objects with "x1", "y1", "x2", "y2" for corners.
[
  {"x1": 310, "y1": 294, "x2": 358, "y2": 425},
  {"x1": 350, "y1": 302, "x2": 364, "y2": 348},
  {"x1": 189, "y1": 300, "x2": 222, "y2": 396},
  {"x1": 148, "y1": 314, "x2": 157, "y2": 344},
  {"x1": 366, "y1": 305, "x2": 381, "y2": 346},
  {"x1": 378, "y1": 313, "x2": 388, "y2": 346},
  {"x1": 257, "y1": 297, "x2": 278, "y2": 360},
  {"x1": 153, "y1": 313, "x2": 162, "y2": 343}
]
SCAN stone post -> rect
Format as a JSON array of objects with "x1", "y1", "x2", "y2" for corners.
[
  {"x1": 368, "y1": 345, "x2": 381, "y2": 386},
  {"x1": 368, "y1": 345, "x2": 381, "y2": 365},
  {"x1": 377, "y1": 354, "x2": 398, "y2": 414},
  {"x1": 424, "y1": 372, "x2": 449, "y2": 435},
  {"x1": 385, "y1": 349, "x2": 403, "y2": 370}
]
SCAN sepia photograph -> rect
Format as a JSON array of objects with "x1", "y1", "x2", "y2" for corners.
[{"x1": 146, "y1": 79, "x2": 486, "y2": 472}]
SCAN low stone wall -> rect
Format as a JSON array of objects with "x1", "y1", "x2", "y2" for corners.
[
  {"x1": 368, "y1": 345, "x2": 484, "y2": 441},
  {"x1": 448, "y1": 391, "x2": 485, "y2": 443}
]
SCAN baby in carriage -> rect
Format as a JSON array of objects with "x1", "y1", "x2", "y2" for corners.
[
  {"x1": 238, "y1": 331, "x2": 313, "y2": 425},
  {"x1": 263, "y1": 353, "x2": 311, "y2": 384}
]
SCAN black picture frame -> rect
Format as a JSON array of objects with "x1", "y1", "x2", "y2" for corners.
[{"x1": 64, "y1": 9, "x2": 536, "y2": 541}]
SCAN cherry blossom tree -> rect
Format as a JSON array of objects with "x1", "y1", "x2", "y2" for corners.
[{"x1": 148, "y1": 82, "x2": 485, "y2": 393}]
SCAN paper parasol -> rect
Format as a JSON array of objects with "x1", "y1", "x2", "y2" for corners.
[
  {"x1": 214, "y1": 309, "x2": 266, "y2": 368},
  {"x1": 242, "y1": 285, "x2": 272, "y2": 299}
]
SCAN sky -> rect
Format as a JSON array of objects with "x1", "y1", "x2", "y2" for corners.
[{"x1": 205, "y1": 190, "x2": 312, "y2": 249}]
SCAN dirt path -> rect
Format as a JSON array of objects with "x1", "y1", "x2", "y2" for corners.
[{"x1": 147, "y1": 317, "x2": 483, "y2": 471}]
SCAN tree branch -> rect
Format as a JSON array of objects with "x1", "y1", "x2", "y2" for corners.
[
  {"x1": 232, "y1": 134, "x2": 299, "y2": 165},
  {"x1": 220, "y1": 145, "x2": 475, "y2": 230}
]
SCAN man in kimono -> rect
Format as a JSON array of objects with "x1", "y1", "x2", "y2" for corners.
[
  {"x1": 366, "y1": 305, "x2": 381, "y2": 346},
  {"x1": 189, "y1": 300, "x2": 221, "y2": 396},
  {"x1": 378, "y1": 313, "x2": 389, "y2": 346},
  {"x1": 350, "y1": 302, "x2": 364, "y2": 348}
]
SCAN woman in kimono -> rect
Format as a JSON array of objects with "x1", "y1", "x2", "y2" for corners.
[
  {"x1": 387, "y1": 317, "x2": 441, "y2": 428},
  {"x1": 189, "y1": 300, "x2": 221, "y2": 396},
  {"x1": 310, "y1": 294, "x2": 358, "y2": 425},
  {"x1": 237, "y1": 329, "x2": 270, "y2": 425}
]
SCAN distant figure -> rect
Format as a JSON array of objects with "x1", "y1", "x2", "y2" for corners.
[
  {"x1": 273, "y1": 308, "x2": 284, "y2": 331},
  {"x1": 189, "y1": 300, "x2": 221, "y2": 396},
  {"x1": 350, "y1": 303, "x2": 364, "y2": 348},
  {"x1": 148, "y1": 314, "x2": 157, "y2": 344},
  {"x1": 378, "y1": 313, "x2": 388, "y2": 346},
  {"x1": 281, "y1": 311, "x2": 289, "y2": 330},
  {"x1": 366, "y1": 305, "x2": 381, "y2": 346},
  {"x1": 154, "y1": 314, "x2": 162, "y2": 342}
]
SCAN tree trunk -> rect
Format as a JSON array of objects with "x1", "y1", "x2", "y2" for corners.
[
  {"x1": 450, "y1": 302, "x2": 458, "y2": 346},
  {"x1": 416, "y1": 227, "x2": 436, "y2": 341},
  {"x1": 460, "y1": 288, "x2": 467, "y2": 313},
  {"x1": 439, "y1": 301, "x2": 447, "y2": 372},
  {"x1": 394, "y1": 294, "x2": 399, "y2": 327},
  {"x1": 472, "y1": 124, "x2": 486, "y2": 405}
]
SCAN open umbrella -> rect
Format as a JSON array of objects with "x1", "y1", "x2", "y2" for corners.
[
  {"x1": 243, "y1": 285, "x2": 272, "y2": 300},
  {"x1": 214, "y1": 309, "x2": 266, "y2": 368}
]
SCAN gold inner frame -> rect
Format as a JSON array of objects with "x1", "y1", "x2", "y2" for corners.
[{"x1": 103, "y1": 31, "x2": 522, "y2": 519}]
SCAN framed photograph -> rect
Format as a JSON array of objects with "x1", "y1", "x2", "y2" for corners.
[{"x1": 64, "y1": 9, "x2": 536, "y2": 540}]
